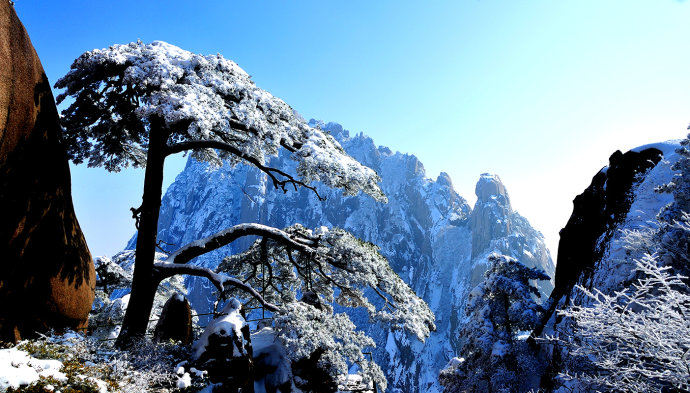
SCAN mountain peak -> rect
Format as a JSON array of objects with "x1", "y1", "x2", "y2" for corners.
[
  {"x1": 436, "y1": 172, "x2": 453, "y2": 188},
  {"x1": 471, "y1": 173, "x2": 513, "y2": 259},
  {"x1": 475, "y1": 173, "x2": 510, "y2": 207}
]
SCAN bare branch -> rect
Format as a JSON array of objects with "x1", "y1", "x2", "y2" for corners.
[
  {"x1": 153, "y1": 262, "x2": 279, "y2": 312},
  {"x1": 167, "y1": 223, "x2": 317, "y2": 265},
  {"x1": 130, "y1": 206, "x2": 141, "y2": 229},
  {"x1": 164, "y1": 139, "x2": 324, "y2": 200}
]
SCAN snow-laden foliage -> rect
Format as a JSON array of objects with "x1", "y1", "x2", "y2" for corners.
[
  {"x1": 216, "y1": 224, "x2": 434, "y2": 389},
  {"x1": 440, "y1": 253, "x2": 549, "y2": 393},
  {"x1": 274, "y1": 302, "x2": 386, "y2": 391},
  {"x1": 654, "y1": 133, "x2": 690, "y2": 278},
  {"x1": 55, "y1": 40, "x2": 385, "y2": 201},
  {"x1": 657, "y1": 133, "x2": 690, "y2": 214},
  {"x1": 218, "y1": 225, "x2": 435, "y2": 339},
  {"x1": 556, "y1": 254, "x2": 690, "y2": 392}
]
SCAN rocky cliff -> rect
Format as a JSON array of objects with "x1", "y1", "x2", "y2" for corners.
[
  {"x1": 125, "y1": 121, "x2": 554, "y2": 392},
  {"x1": 0, "y1": 2, "x2": 94, "y2": 342},
  {"x1": 551, "y1": 147, "x2": 663, "y2": 303},
  {"x1": 536, "y1": 141, "x2": 680, "y2": 391}
]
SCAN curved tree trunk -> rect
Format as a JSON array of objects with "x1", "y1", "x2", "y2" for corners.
[{"x1": 116, "y1": 123, "x2": 167, "y2": 348}]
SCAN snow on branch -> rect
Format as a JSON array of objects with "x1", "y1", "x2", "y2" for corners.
[
  {"x1": 167, "y1": 223, "x2": 318, "y2": 265},
  {"x1": 152, "y1": 262, "x2": 279, "y2": 312},
  {"x1": 218, "y1": 225, "x2": 436, "y2": 342},
  {"x1": 552, "y1": 253, "x2": 690, "y2": 392},
  {"x1": 55, "y1": 40, "x2": 386, "y2": 201}
]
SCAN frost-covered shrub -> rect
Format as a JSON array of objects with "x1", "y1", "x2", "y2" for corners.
[
  {"x1": 274, "y1": 302, "x2": 384, "y2": 391},
  {"x1": 556, "y1": 254, "x2": 690, "y2": 392},
  {"x1": 654, "y1": 134, "x2": 690, "y2": 278},
  {"x1": 440, "y1": 253, "x2": 549, "y2": 393}
]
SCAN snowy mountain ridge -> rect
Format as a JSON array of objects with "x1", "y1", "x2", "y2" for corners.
[{"x1": 124, "y1": 120, "x2": 554, "y2": 393}]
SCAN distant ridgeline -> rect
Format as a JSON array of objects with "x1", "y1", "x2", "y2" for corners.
[{"x1": 121, "y1": 120, "x2": 554, "y2": 393}]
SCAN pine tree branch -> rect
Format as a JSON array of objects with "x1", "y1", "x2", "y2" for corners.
[
  {"x1": 152, "y1": 262, "x2": 279, "y2": 312},
  {"x1": 164, "y1": 139, "x2": 323, "y2": 200},
  {"x1": 167, "y1": 223, "x2": 318, "y2": 265}
]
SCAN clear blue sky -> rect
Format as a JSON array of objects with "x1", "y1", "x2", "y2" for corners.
[{"x1": 14, "y1": 0, "x2": 690, "y2": 258}]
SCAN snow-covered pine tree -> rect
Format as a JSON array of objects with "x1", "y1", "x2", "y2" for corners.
[
  {"x1": 54, "y1": 41, "x2": 434, "y2": 360},
  {"x1": 439, "y1": 253, "x2": 549, "y2": 393}
]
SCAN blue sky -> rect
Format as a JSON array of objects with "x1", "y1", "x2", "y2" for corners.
[{"x1": 14, "y1": 0, "x2": 690, "y2": 258}]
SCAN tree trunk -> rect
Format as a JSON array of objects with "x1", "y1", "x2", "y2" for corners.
[{"x1": 116, "y1": 122, "x2": 167, "y2": 348}]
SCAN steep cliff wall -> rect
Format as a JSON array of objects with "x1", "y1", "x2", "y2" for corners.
[
  {"x1": 0, "y1": 2, "x2": 94, "y2": 342},
  {"x1": 551, "y1": 147, "x2": 663, "y2": 303}
]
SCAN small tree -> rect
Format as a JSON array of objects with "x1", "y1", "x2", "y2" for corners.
[
  {"x1": 440, "y1": 253, "x2": 549, "y2": 393},
  {"x1": 55, "y1": 41, "x2": 433, "y2": 357}
]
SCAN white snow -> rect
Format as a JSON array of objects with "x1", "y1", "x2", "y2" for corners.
[
  {"x1": 176, "y1": 372, "x2": 192, "y2": 389},
  {"x1": 631, "y1": 139, "x2": 682, "y2": 156},
  {"x1": 0, "y1": 347, "x2": 67, "y2": 390},
  {"x1": 193, "y1": 298, "x2": 245, "y2": 360}
]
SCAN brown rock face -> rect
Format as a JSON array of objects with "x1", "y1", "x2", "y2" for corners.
[{"x1": 0, "y1": 3, "x2": 95, "y2": 342}]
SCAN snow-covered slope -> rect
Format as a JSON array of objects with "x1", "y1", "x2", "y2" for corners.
[{"x1": 127, "y1": 121, "x2": 554, "y2": 393}]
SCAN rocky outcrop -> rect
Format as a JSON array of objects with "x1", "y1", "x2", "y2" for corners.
[
  {"x1": 532, "y1": 143, "x2": 675, "y2": 391},
  {"x1": 154, "y1": 294, "x2": 193, "y2": 344},
  {"x1": 0, "y1": 2, "x2": 95, "y2": 342},
  {"x1": 470, "y1": 174, "x2": 512, "y2": 259},
  {"x1": 193, "y1": 301, "x2": 254, "y2": 390},
  {"x1": 551, "y1": 148, "x2": 663, "y2": 302},
  {"x1": 466, "y1": 173, "x2": 554, "y2": 296}
]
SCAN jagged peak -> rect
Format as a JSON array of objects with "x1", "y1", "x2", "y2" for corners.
[
  {"x1": 436, "y1": 172, "x2": 453, "y2": 188},
  {"x1": 475, "y1": 173, "x2": 510, "y2": 207}
]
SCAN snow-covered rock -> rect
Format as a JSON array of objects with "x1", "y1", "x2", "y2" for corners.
[
  {"x1": 193, "y1": 299, "x2": 254, "y2": 390},
  {"x1": 124, "y1": 120, "x2": 553, "y2": 392},
  {"x1": 550, "y1": 146, "x2": 666, "y2": 302},
  {"x1": 537, "y1": 140, "x2": 683, "y2": 391}
]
